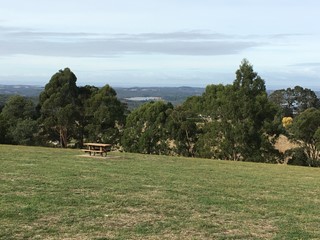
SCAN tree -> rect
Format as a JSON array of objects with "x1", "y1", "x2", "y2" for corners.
[
  {"x1": 84, "y1": 84, "x2": 127, "y2": 145},
  {"x1": 38, "y1": 68, "x2": 79, "y2": 147},
  {"x1": 11, "y1": 118, "x2": 38, "y2": 145},
  {"x1": 0, "y1": 95, "x2": 37, "y2": 145},
  {"x1": 1, "y1": 95, "x2": 36, "y2": 122},
  {"x1": 229, "y1": 60, "x2": 278, "y2": 161},
  {"x1": 269, "y1": 86, "x2": 320, "y2": 117},
  {"x1": 0, "y1": 114, "x2": 10, "y2": 144},
  {"x1": 122, "y1": 101, "x2": 173, "y2": 154},
  {"x1": 195, "y1": 59, "x2": 280, "y2": 162},
  {"x1": 77, "y1": 85, "x2": 99, "y2": 146},
  {"x1": 289, "y1": 108, "x2": 320, "y2": 166},
  {"x1": 165, "y1": 105, "x2": 198, "y2": 156}
]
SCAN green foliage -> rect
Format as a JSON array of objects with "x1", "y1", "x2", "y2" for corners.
[
  {"x1": 38, "y1": 70, "x2": 127, "y2": 148},
  {"x1": 122, "y1": 101, "x2": 173, "y2": 154},
  {"x1": 84, "y1": 84, "x2": 127, "y2": 144},
  {"x1": 38, "y1": 68, "x2": 79, "y2": 147},
  {"x1": 289, "y1": 108, "x2": 320, "y2": 166},
  {"x1": 0, "y1": 114, "x2": 10, "y2": 144},
  {"x1": 269, "y1": 86, "x2": 320, "y2": 117},
  {"x1": 76, "y1": 85, "x2": 99, "y2": 145},
  {"x1": 0, "y1": 95, "x2": 11, "y2": 111},
  {"x1": 195, "y1": 59, "x2": 280, "y2": 162},
  {"x1": 2, "y1": 63, "x2": 320, "y2": 167},
  {"x1": 195, "y1": 121, "x2": 222, "y2": 159},
  {"x1": 290, "y1": 108, "x2": 320, "y2": 143},
  {"x1": 120, "y1": 60, "x2": 281, "y2": 163},
  {"x1": 1, "y1": 95, "x2": 36, "y2": 122},
  {"x1": 286, "y1": 147, "x2": 309, "y2": 166},
  {"x1": 11, "y1": 118, "x2": 38, "y2": 145},
  {"x1": 182, "y1": 95, "x2": 204, "y2": 115},
  {"x1": 165, "y1": 105, "x2": 198, "y2": 156},
  {"x1": 0, "y1": 95, "x2": 37, "y2": 145}
]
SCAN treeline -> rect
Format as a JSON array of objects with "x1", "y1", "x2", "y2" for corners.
[{"x1": 1, "y1": 60, "x2": 320, "y2": 166}]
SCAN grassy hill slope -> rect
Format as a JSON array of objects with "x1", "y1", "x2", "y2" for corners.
[{"x1": 1, "y1": 145, "x2": 320, "y2": 239}]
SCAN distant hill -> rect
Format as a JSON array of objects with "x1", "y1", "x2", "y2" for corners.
[
  {"x1": 115, "y1": 86, "x2": 204, "y2": 109},
  {"x1": 0, "y1": 85, "x2": 205, "y2": 110},
  {"x1": 0, "y1": 85, "x2": 44, "y2": 107},
  {"x1": 0, "y1": 85, "x2": 44, "y2": 97},
  {"x1": 1, "y1": 84, "x2": 319, "y2": 110}
]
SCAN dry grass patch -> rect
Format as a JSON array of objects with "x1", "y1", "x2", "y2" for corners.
[{"x1": 274, "y1": 134, "x2": 298, "y2": 153}]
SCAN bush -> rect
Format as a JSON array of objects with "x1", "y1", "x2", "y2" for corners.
[{"x1": 286, "y1": 147, "x2": 309, "y2": 166}]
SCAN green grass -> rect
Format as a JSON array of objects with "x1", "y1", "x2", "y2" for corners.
[{"x1": 1, "y1": 145, "x2": 320, "y2": 239}]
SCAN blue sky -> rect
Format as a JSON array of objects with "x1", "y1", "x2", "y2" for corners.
[{"x1": 0, "y1": 0, "x2": 320, "y2": 89}]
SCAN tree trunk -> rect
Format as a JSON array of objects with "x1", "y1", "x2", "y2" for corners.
[{"x1": 59, "y1": 126, "x2": 68, "y2": 148}]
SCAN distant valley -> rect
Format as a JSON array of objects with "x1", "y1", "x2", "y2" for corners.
[
  {"x1": 0, "y1": 85, "x2": 205, "y2": 109},
  {"x1": 1, "y1": 84, "x2": 319, "y2": 110}
]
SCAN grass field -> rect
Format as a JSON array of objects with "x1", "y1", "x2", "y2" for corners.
[{"x1": 1, "y1": 145, "x2": 320, "y2": 239}]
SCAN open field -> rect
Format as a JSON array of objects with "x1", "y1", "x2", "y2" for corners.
[{"x1": 1, "y1": 145, "x2": 320, "y2": 239}]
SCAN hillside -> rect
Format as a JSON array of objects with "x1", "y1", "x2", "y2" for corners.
[
  {"x1": 0, "y1": 84, "x2": 44, "y2": 97},
  {"x1": 1, "y1": 145, "x2": 320, "y2": 239}
]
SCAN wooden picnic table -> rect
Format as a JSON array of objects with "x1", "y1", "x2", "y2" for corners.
[{"x1": 82, "y1": 143, "x2": 112, "y2": 157}]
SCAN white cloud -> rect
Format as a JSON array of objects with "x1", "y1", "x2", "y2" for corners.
[
  {"x1": 0, "y1": 28, "x2": 265, "y2": 57},
  {"x1": 1, "y1": 0, "x2": 320, "y2": 88}
]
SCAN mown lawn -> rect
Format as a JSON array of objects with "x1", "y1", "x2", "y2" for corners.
[{"x1": 1, "y1": 145, "x2": 320, "y2": 239}]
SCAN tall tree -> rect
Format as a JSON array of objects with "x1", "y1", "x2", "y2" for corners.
[
  {"x1": 195, "y1": 59, "x2": 279, "y2": 162},
  {"x1": 77, "y1": 85, "x2": 99, "y2": 146},
  {"x1": 122, "y1": 101, "x2": 173, "y2": 154},
  {"x1": 84, "y1": 84, "x2": 127, "y2": 145},
  {"x1": 38, "y1": 68, "x2": 79, "y2": 147}
]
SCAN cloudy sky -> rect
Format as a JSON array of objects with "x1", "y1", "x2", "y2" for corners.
[{"x1": 0, "y1": 0, "x2": 320, "y2": 89}]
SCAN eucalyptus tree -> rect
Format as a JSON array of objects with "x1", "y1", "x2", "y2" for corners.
[
  {"x1": 289, "y1": 108, "x2": 320, "y2": 167},
  {"x1": 269, "y1": 86, "x2": 320, "y2": 117},
  {"x1": 195, "y1": 59, "x2": 280, "y2": 162},
  {"x1": 38, "y1": 68, "x2": 79, "y2": 147},
  {"x1": 165, "y1": 104, "x2": 198, "y2": 157},
  {"x1": 76, "y1": 85, "x2": 99, "y2": 146},
  {"x1": 122, "y1": 101, "x2": 173, "y2": 154},
  {"x1": 0, "y1": 95, "x2": 37, "y2": 145},
  {"x1": 84, "y1": 84, "x2": 127, "y2": 145}
]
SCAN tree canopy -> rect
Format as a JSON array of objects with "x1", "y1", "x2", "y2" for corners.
[
  {"x1": 122, "y1": 101, "x2": 173, "y2": 154},
  {"x1": 0, "y1": 95, "x2": 37, "y2": 145},
  {"x1": 84, "y1": 84, "x2": 127, "y2": 144},
  {"x1": 38, "y1": 68, "x2": 79, "y2": 147},
  {"x1": 37, "y1": 68, "x2": 127, "y2": 148},
  {"x1": 1, "y1": 61, "x2": 320, "y2": 167},
  {"x1": 194, "y1": 59, "x2": 280, "y2": 162},
  {"x1": 269, "y1": 86, "x2": 320, "y2": 117},
  {"x1": 289, "y1": 108, "x2": 320, "y2": 166}
]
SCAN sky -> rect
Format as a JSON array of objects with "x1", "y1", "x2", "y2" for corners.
[{"x1": 0, "y1": 0, "x2": 320, "y2": 89}]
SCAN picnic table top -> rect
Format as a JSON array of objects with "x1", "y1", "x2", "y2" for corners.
[{"x1": 83, "y1": 143, "x2": 112, "y2": 147}]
